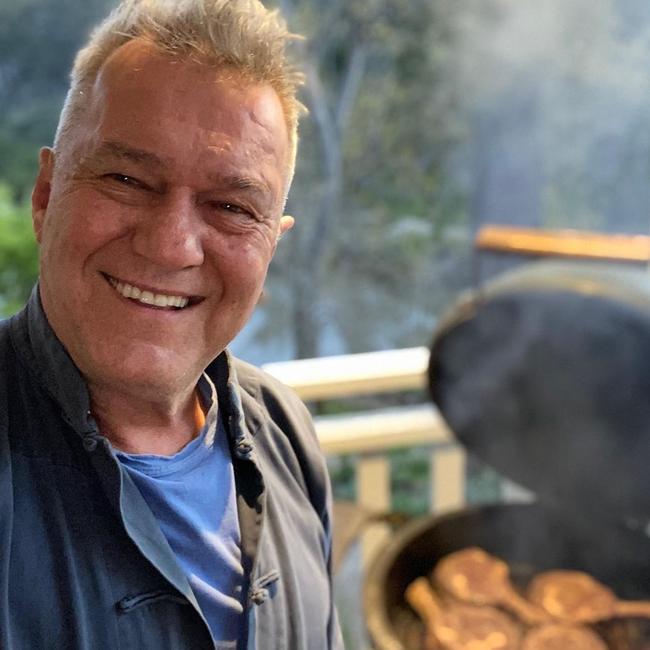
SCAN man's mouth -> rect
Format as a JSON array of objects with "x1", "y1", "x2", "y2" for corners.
[{"x1": 104, "y1": 274, "x2": 199, "y2": 310}]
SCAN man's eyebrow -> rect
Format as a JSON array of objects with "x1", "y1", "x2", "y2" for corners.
[
  {"x1": 214, "y1": 175, "x2": 273, "y2": 197},
  {"x1": 91, "y1": 141, "x2": 166, "y2": 168}
]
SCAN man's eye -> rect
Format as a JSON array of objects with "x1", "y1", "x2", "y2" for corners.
[
  {"x1": 104, "y1": 173, "x2": 143, "y2": 188},
  {"x1": 217, "y1": 202, "x2": 255, "y2": 219}
]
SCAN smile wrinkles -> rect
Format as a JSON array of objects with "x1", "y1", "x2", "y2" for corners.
[{"x1": 104, "y1": 273, "x2": 200, "y2": 309}]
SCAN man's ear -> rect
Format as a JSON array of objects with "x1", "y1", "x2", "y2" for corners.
[
  {"x1": 32, "y1": 147, "x2": 54, "y2": 244},
  {"x1": 279, "y1": 214, "x2": 295, "y2": 235},
  {"x1": 272, "y1": 214, "x2": 295, "y2": 255}
]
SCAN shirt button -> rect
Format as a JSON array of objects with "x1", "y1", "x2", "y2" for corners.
[
  {"x1": 236, "y1": 440, "x2": 253, "y2": 458},
  {"x1": 250, "y1": 588, "x2": 268, "y2": 605}
]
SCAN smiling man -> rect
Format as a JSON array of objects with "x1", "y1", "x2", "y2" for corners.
[{"x1": 0, "y1": 2, "x2": 342, "y2": 649}]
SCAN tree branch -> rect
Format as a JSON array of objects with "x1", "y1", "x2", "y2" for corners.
[{"x1": 336, "y1": 44, "x2": 367, "y2": 133}]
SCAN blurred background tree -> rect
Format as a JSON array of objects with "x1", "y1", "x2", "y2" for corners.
[
  {"x1": 0, "y1": 0, "x2": 112, "y2": 200},
  {"x1": 253, "y1": 0, "x2": 472, "y2": 360}
]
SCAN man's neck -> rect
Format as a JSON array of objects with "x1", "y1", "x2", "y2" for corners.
[{"x1": 89, "y1": 382, "x2": 202, "y2": 456}]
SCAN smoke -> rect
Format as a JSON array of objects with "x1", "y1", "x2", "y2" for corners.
[{"x1": 443, "y1": 0, "x2": 650, "y2": 234}]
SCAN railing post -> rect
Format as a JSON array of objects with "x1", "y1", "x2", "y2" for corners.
[
  {"x1": 356, "y1": 453, "x2": 392, "y2": 566},
  {"x1": 430, "y1": 443, "x2": 466, "y2": 513}
]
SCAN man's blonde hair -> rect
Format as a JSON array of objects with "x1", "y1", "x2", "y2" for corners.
[{"x1": 54, "y1": 0, "x2": 304, "y2": 183}]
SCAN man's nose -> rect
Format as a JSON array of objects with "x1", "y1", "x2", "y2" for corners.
[{"x1": 131, "y1": 191, "x2": 204, "y2": 269}]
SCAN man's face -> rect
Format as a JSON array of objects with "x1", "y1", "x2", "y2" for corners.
[{"x1": 32, "y1": 40, "x2": 293, "y2": 399}]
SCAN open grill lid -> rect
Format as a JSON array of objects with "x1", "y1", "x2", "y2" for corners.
[{"x1": 428, "y1": 261, "x2": 650, "y2": 524}]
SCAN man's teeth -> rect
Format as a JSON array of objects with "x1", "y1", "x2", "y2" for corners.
[{"x1": 109, "y1": 278, "x2": 189, "y2": 308}]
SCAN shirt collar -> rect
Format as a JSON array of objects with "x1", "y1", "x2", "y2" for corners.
[
  {"x1": 10, "y1": 285, "x2": 96, "y2": 435},
  {"x1": 206, "y1": 352, "x2": 259, "y2": 463}
]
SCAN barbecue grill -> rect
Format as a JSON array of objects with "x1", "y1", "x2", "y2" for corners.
[{"x1": 364, "y1": 260, "x2": 650, "y2": 650}]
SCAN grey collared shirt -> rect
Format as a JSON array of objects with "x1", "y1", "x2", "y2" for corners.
[{"x1": 0, "y1": 287, "x2": 343, "y2": 649}]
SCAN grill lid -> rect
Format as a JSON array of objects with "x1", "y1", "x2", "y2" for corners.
[{"x1": 428, "y1": 261, "x2": 650, "y2": 524}]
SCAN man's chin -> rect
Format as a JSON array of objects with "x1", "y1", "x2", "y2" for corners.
[{"x1": 82, "y1": 347, "x2": 204, "y2": 401}]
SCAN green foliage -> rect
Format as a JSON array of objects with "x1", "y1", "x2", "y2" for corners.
[
  {"x1": 0, "y1": 184, "x2": 38, "y2": 317},
  {"x1": 390, "y1": 447, "x2": 431, "y2": 516},
  {"x1": 0, "y1": 123, "x2": 47, "y2": 203},
  {"x1": 327, "y1": 455, "x2": 357, "y2": 502}
]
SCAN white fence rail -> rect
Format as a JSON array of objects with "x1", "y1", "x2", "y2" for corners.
[{"x1": 263, "y1": 348, "x2": 466, "y2": 562}]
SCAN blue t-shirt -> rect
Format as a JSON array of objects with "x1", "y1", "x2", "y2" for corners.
[{"x1": 116, "y1": 380, "x2": 244, "y2": 649}]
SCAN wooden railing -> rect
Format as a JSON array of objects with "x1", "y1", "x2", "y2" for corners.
[{"x1": 263, "y1": 347, "x2": 467, "y2": 562}]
